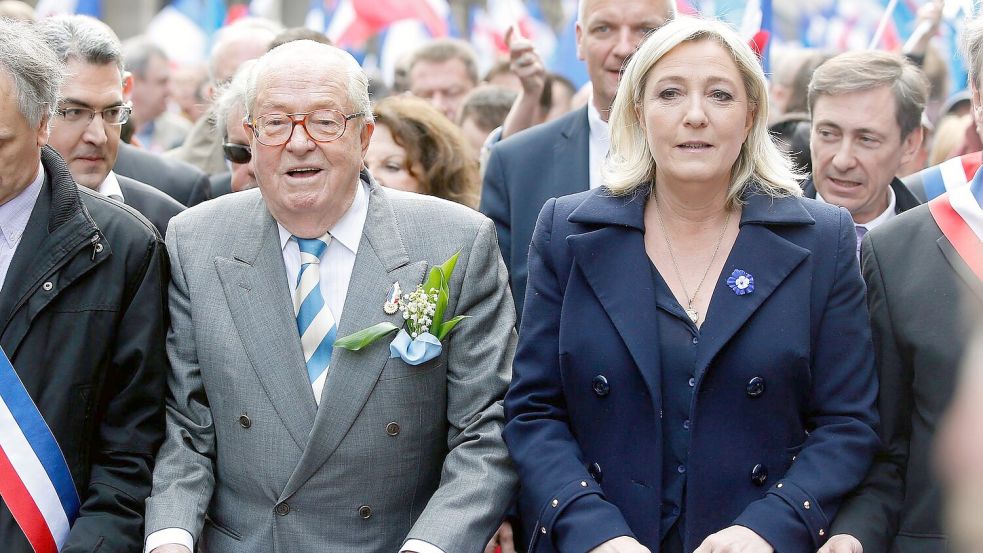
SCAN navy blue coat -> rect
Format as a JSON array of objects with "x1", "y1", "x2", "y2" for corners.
[{"x1": 503, "y1": 186, "x2": 880, "y2": 553}]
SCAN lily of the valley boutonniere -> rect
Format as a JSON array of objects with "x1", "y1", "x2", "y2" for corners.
[{"x1": 334, "y1": 252, "x2": 468, "y2": 365}]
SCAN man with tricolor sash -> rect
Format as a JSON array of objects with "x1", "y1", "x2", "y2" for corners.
[
  {"x1": 819, "y1": 16, "x2": 983, "y2": 553},
  {"x1": 0, "y1": 19, "x2": 168, "y2": 553}
]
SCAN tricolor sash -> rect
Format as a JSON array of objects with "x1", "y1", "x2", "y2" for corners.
[
  {"x1": 920, "y1": 151, "x2": 983, "y2": 201},
  {"x1": 0, "y1": 347, "x2": 80, "y2": 553},
  {"x1": 929, "y1": 186, "x2": 983, "y2": 283}
]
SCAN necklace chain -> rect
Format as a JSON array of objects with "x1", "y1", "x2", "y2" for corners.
[{"x1": 653, "y1": 194, "x2": 732, "y2": 324}]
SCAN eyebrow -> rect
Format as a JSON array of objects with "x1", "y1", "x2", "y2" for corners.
[
  {"x1": 652, "y1": 75, "x2": 740, "y2": 88},
  {"x1": 60, "y1": 98, "x2": 125, "y2": 109},
  {"x1": 814, "y1": 121, "x2": 887, "y2": 138}
]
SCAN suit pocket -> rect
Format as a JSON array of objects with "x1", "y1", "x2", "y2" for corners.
[
  {"x1": 203, "y1": 514, "x2": 242, "y2": 541},
  {"x1": 378, "y1": 355, "x2": 442, "y2": 381}
]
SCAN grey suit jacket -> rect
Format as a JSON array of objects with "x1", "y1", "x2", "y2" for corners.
[{"x1": 145, "y1": 175, "x2": 518, "y2": 552}]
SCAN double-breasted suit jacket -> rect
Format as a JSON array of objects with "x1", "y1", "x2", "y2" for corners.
[
  {"x1": 145, "y1": 175, "x2": 518, "y2": 552},
  {"x1": 504, "y1": 187, "x2": 880, "y2": 553}
]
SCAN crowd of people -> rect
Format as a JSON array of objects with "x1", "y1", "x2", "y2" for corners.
[{"x1": 0, "y1": 0, "x2": 982, "y2": 552}]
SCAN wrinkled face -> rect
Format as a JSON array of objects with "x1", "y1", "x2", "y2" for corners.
[
  {"x1": 810, "y1": 85, "x2": 920, "y2": 224},
  {"x1": 638, "y1": 40, "x2": 754, "y2": 191},
  {"x1": 48, "y1": 60, "x2": 128, "y2": 189},
  {"x1": 225, "y1": 104, "x2": 256, "y2": 193},
  {"x1": 246, "y1": 57, "x2": 373, "y2": 230},
  {"x1": 365, "y1": 124, "x2": 422, "y2": 194},
  {"x1": 409, "y1": 58, "x2": 474, "y2": 121},
  {"x1": 0, "y1": 72, "x2": 48, "y2": 205},
  {"x1": 131, "y1": 54, "x2": 170, "y2": 124},
  {"x1": 576, "y1": 0, "x2": 671, "y2": 117}
]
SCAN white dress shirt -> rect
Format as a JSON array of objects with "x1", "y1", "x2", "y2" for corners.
[
  {"x1": 0, "y1": 161, "x2": 44, "y2": 293},
  {"x1": 95, "y1": 171, "x2": 124, "y2": 203},
  {"x1": 146, "y1": 182, "x2": 444, "y2": 553},
  {"x1": 587, "y1": 98, "x2": 610, "y2": 190}
]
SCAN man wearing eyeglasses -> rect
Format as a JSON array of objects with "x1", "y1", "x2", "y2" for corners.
[
  {"x1": 144, "y1": 40, "x2": 517, "y2": 553},
  {"x1": 37, "y1": 16, "x2": 184, "y2": 238}
]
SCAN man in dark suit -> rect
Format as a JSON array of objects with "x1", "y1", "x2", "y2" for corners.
[
  {"x1": 38, "y1": 15, "x2": 184, "y2": 237},
  {"x1": 802, "y1": 51, "x2": 925, "y2": 257},
  {"x1": 0, "y1": 19, "x2": 167, "y2": 552},
  {"x1": 480, "y1": 0, "x2": 675, "y2": 320},
  {"x1": 115, "y1": 143, "x2": 211, "y2": 207},
  {"x1": 820, "y1": 17, "x2": 983, "y2": 553}
]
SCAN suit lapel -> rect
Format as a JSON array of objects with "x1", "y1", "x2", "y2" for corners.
[
  {"x1": 937, "y1": 235, "x2": 983, "y2": 302},
  {"x1": 281, "y1": 180, "x2": 426, "y2": 500},
  {"x1": 553, "y1": 107, "x2": 591, "y2": 195},
  {"x1": 214, "y1": 195, "x2": 317, "y2": 451},
  {"x1": 694, "y1": 196, "x2": 813, "y2": 374}
]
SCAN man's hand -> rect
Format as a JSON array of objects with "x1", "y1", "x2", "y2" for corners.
[
  {"x1": 817, "y1": 534, "x2": 863, "y2": 553},
  {"x1": 150, "y1": 546, "x2": 191, "y2": 553},
  {"x1": 506, "y1": 25, "x2": 547, "y2": 99},
  {"x1": 693, "y1": 525, "x2": 773, "y2": 553},
  {"x1": 588, "y1": 536, "x2": 651, "y2": 553},
  {"x1": 484, "y1": 521, "x2": 516, "y2": 553}
]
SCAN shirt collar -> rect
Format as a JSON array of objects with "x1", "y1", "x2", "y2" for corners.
[
  {"x1": 277, "y1": 180, "x2": 368, "y2": 255},
  {"x1": 0, "y1": 160, "x2": 45, "y2": 248},
  {"x1": 816, "y1": 183, "x2": 897, "y2": 232},
  {"x1": 586, "y1": 97, "x2": 609, "y2": 143},
  {"x1": 96, "y1": 171, "x2": 124, "y2": 201}
]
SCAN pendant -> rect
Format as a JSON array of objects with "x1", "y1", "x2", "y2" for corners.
[{"x1": 686, "y1": 308, "x2": 699, "y2": 323}]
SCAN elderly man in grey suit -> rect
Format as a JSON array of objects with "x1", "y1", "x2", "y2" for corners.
[{"x1": 144, "y1": 40, "x2": 517, "y2": 553}]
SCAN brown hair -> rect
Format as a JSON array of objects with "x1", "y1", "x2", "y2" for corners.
[{"x1": 373, "y1": 95, "x2": 480, "y2": 209}]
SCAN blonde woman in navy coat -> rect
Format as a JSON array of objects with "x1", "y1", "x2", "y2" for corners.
[{"x1": 503, "y1": 17, "x2": 879, "y2": 553}]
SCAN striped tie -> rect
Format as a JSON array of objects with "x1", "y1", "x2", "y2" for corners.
[{"x1": 293, "y1": 234, "x2": 337, "y2": 403}]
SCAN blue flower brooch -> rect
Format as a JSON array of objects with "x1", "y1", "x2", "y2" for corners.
[{"x1": 726, "y1": 269, "x2": 754, "y2": 295}]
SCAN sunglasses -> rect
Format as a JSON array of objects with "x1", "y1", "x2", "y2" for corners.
[{"x1": 222, "y1": 143, "x2": 252, "y2": 164}]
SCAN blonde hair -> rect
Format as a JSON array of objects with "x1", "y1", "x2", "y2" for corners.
[{"x1": 604, "y1": 16, "x2": 802, "y2": 203}]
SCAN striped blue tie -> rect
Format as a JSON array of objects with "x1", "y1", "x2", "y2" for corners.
[{"x1": 293, "y1": 235, "x2": 337, "y2": 403}]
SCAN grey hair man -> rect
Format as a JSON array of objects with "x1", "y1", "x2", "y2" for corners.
[
  {"x1": 144, "y1": 39, "x2": 517, "y2": 553},
  {"x1": 208, "y1": 59, "x2": 257, "y2": 196},
  {"x1": 123, "y1": 37, "x2": 189, "y2": 152},
  {"x1": 408, "y1": 38, "x2": 480, "y2": 121},
  {"x1": 37, "y1": 14, "x2": 184, "y2": 237},
  {"x1": 0, "y1": 18, "x2": 168, "y2": 553}
]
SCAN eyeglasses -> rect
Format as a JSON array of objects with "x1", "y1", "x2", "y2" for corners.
[
  {"x1": 222, "y1": 142, "x2": 251, "y2": 164},
  {"x1": 55, "y1": 104, "x2": 132, "y2": 126},
  {"x1": 246, "y1": 109, "x2": 365, "y2": 146}
]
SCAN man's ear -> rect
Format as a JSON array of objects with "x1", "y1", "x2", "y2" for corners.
[
  {"x1": 359, "y1": 120, "x2": 375, "y2": 158},
  {"x1": 36, "y1": 113, "x2": 50, "y2": 148},
  {"x1": 899, "y1": 125, "x2": 925, "y2": 167},
  {"x1": 122, "y1": 71, "x2": 134, "y2": 101}
]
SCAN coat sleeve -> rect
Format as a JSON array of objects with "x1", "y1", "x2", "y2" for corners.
[
  {"x1": 503, "y1": 199, "x2": 635, "y2": 553},
  {"x1": 732, "y1": 208, "x2": 880, "y2": 552},
  {"x1": 143, "y1": 215, "x2": 217, "y2": 542},
  {"x1": 402, "y1": 218, "x2": 519, "y2": 552},
  {"x1": 62, "y1": 235, "x2": 169, "y2": 552},
  {"x1": 826, "y1": 231, "x2": 910, "y2": 551},
  {"x1": 479, "y1": 145, "x2": 512, "y2": 277}
]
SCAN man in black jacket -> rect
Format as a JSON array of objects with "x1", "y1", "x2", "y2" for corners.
[
  {"x1": 802, "y1": 51, "x2": 926, "y2": 257},
  {"x1": 39, "y1": 15, "x2": 184, "y2": 237},
  {"x1": 0, "y1": 19, "x2": 167, "y2": 553}
]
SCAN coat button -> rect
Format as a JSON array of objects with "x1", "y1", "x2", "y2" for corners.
[
  {"x1": 275, "y1": 503, "x2": 289, "y2": 516},
  {"x1": 746, "y1": 376, "x2": 766, "y2": 397},
  {"x1": 591, "y1": 375, "x2": 610, "y2": 397},
  {"x1": 94, "y1": 243, "x2": 104, "y2": 253},
  {"x1": 587, "y1": 462, "x2": 603, "y2": 483},
  {"x1": 42, "y1": 281, "x2": 54, "y2": 291},
  {"x1": 551, "y1": 499, "x2": 558, "y2": 508},
  {"x1": 238, "y1": 414, "x2": 251, "y2": 428},
  {"x1": 386, "y1": 422, "x2": 400, "y2": 436},
  {"x1": 358, "y1": 505, "x2": 372, "y2": 519},
  {"x1": 750, "y1": 464, "x2": 768, "y2": 486}
]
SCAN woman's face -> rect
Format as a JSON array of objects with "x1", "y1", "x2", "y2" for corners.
[
  {"x1": 637, "y1": 39, "x2": 754, "y2": 191},
  {"x1": 365, "y1": 124, "x2": 424, "y2": 194}
]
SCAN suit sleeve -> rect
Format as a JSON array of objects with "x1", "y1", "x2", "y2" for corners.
[
  {"x1": 143, "y1": 216, "x2": 216, "y2": 542},
  {"x1": 732, "y1": 208, "x2": 880, "y2": 552},
  {"x1": 827, "y1": 231, "x2": 910, "y2": 551},
  {"x1": 503, "y1": 199, "x2": 635, "y2": 553},
  {"x1": 62, "y1": 235, "x2": 169, "y2": 552},
  {"x1": 403, "y1": 218, "x2": 519, "y2": 552},
  {"x1": 479, "y1": 145, "x2": 512, "y2": 276}
]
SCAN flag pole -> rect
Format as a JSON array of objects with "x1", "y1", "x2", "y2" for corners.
[{"x1": 869, "y1": 0, "x2": 901, "y2": 49}]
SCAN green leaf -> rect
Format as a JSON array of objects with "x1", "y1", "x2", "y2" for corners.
[
  {"x1": 423, "y1": 252, "x2": 459, "y2": 337},
  {"x1": 422, "y1": 251, "x2": 459, "y2": 295},
  {"x1": 435, "y1": 315, "x2": 470, "y2": 341},
  {"x1": 334, "y1": 322, "x2": 399, "y2": 351}
]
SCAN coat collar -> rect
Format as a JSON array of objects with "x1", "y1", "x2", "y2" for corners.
[
  {"x1": 568, "y1": 184, "x2": 816, "y2": 230},
  {"x1": 803, "y1": 176, "x2": 921, "y2": 214}
]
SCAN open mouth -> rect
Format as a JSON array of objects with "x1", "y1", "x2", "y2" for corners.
[
  {"x1": 286, "y1": 168, "x2": 323, "y2": 179},
  {"x1": 677, "y1": 142, "x2": 712, "y2": 151}
]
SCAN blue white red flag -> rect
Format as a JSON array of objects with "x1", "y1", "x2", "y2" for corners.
[
  {"x1": 917, "y1": 152, "x2": 982, "y2": 201},
  {"x1": 0, "y1": 347, "x2": 80, "y2": 553},
  {"x1": 929, "y1": 175, "x2": 983, "y2": 281}
]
